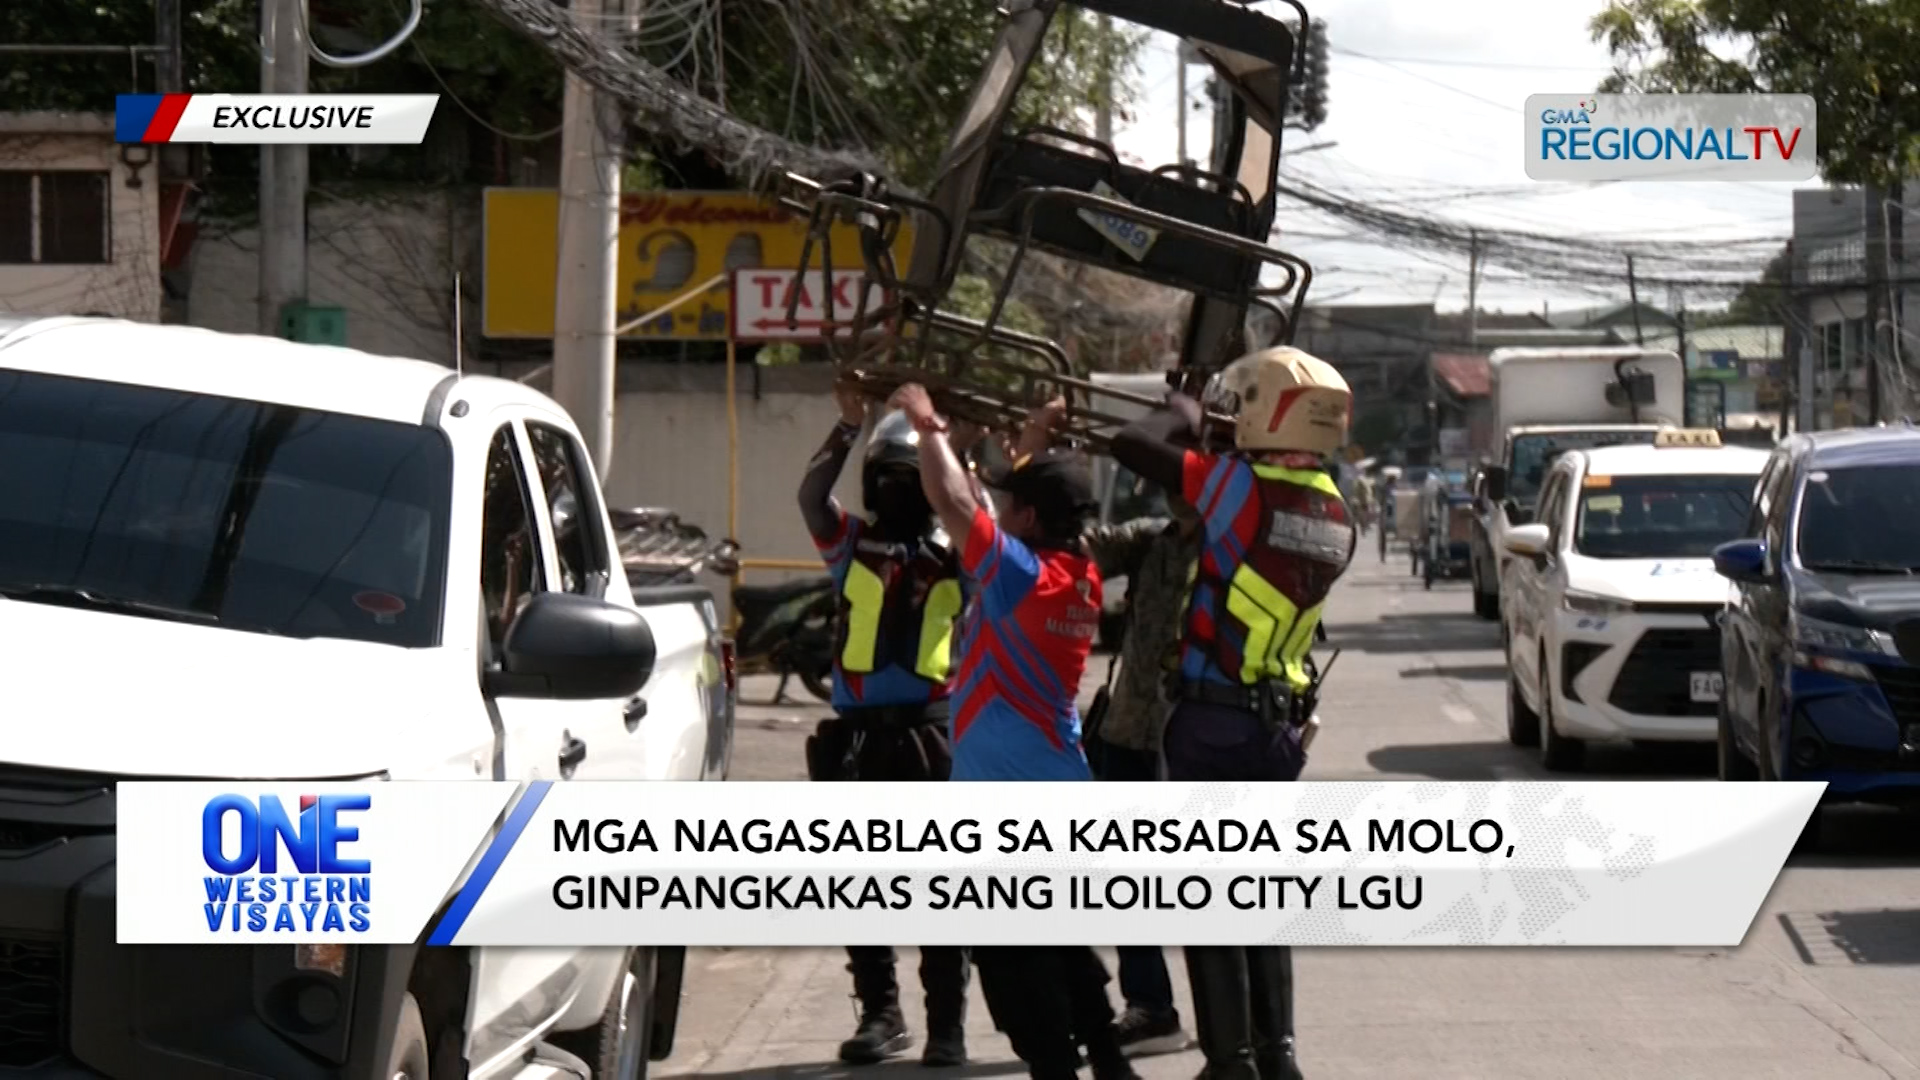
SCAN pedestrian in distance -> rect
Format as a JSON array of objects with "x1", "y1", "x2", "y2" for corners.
[
  {"x1": 887, "y1": 382, "x2": 1140, "y2": 1080},
  {"x1": 1012, "y1": 398, "x2": 1194, "y2": 1059},
  {"x1": 797, "y1": 381, "x2": 971, "y2": 1068},
  {"x1": 1109, "y1": 346, "x2": 1359, "y2": 1080}
]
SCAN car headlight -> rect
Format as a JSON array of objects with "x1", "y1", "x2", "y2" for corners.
[
  {"x1": 1789, "y1": 612, "x2": 1889, "y2": 679},
  {"x1": 1789, "y1": 611, "x2": 1888, "y2": 654},
  {"x1": 1561, "y1": 589, "x2": 1632, "y2": 616}
]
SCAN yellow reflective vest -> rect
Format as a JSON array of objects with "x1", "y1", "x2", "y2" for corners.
[{"x1": 835, "y1": 535, "x2": 965, "y2": 684}]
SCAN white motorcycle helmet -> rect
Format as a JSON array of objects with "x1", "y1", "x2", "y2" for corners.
[{"x1": 1200, "y1": 346, "x2": 1352, "y2": 455}]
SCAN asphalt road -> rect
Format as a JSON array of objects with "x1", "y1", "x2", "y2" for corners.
[{"x1": 661, "y1": 550, "x2": 1920, "y2": 1080}]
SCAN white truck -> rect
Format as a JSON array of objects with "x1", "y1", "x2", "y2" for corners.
[
  {"x1": 0, "y1": 315, "x2": 733, "y2": 1079},
  {"x1": 1467, "y1": 347, "x2": 1686, "y2": 620}
]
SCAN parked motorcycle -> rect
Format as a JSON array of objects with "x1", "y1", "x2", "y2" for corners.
[
  {"x1": 613, "y1": 506, "x2": 738, "y2": 587},
  {"x1": 731, "y1": 576, "x2": 837, "y2": 705}
]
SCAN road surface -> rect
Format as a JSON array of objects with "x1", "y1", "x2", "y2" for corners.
[{"x1": 664, "y1": 553, "x2": 1920, "y2": 1080}]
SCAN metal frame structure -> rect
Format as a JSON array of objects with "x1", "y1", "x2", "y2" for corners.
[{"x1": 771, "y1": 0, "x2": 1318, "y2": 445}]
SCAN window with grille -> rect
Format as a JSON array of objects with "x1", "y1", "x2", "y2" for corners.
[{"x1": 0, "y1": 171, "x2": 110, "y2": 265}]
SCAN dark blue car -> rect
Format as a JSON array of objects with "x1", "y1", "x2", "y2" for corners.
[{"x1": 1713, "y1": 426, "x2": 1920, "y2": 843}]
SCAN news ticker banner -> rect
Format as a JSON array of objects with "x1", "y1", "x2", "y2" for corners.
[
  {"x1": 115, "y1": 94, "x2": 438, "y2": 144},
  {"x1": 117, "y1": 780, "x2": 1821, "y2": 947}
]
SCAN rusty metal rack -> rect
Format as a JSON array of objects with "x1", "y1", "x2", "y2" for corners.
[{"x1": 772, "y1": 0, "x2": 1318, "y2": 440}]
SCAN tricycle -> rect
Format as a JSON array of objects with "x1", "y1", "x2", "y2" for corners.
[{"x1": 1417, "y1": 488, "x2": 1477, "y2": 589}]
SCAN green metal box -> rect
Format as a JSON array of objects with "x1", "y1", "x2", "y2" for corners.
[{"x1": 278, "y1": 302, "x2": 347, "y2": 346}]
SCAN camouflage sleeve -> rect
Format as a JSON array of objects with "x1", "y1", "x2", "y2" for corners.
[{"x1": 1085, "y1": 517, "x2": 1169, "y2": 578}]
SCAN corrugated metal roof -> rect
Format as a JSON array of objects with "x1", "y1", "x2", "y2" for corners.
[{"x1": 1431, "y1": 353, "x2": 1490, "y2": 397}]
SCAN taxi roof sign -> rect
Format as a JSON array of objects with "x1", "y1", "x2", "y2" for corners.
[{"x1": 1654, "y1": 428, "x2": 1722, "y2": 448}]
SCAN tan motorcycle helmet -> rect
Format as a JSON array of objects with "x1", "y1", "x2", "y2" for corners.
[{"x1": 1201, "y1": 346, "x2": 1352, "y2": 454}]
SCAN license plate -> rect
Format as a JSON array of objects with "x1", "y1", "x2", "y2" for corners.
[
  {"x1": 1689, "y1": 671, "x2": 1724, "y2": 703},
  {"x1": 1076, "y1": 181, "x2": 1160, "y2": 262}
]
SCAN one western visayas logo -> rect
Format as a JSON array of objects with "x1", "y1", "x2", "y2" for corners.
[{"x1": 201, "y1": 794, "x2": 373, "y2": 933}]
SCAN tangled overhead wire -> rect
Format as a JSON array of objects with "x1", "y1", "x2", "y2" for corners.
[
  {"x1": 1275, "y1": 174, "x2": 1801, "y2": 294},
  {"x1": 471, "y1": 0, "x2": 887, "y2": 189}
]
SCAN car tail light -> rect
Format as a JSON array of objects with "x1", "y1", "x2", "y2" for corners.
[{"x1": 720, "y1": 639, "x2": 737, "y2": 695}]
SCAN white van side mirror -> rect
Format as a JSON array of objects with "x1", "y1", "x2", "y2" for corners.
[{"x1": 1503, "y1": 523, "x2": 1551, "y2": 559}]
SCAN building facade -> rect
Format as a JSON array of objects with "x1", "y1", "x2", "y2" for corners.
[
  {"x1": 0, "y1": 112, "x2": 163, "y2": 323},
  {"x1": 1792, "y1": 185, "x2": 1920, "y2": 427}
]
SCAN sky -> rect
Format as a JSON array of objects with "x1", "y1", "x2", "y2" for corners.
[{"x1": 1108, "y1": 0, "x2": 1822, "y2": 315}]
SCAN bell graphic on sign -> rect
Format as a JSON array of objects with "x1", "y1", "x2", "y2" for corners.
[
  {"x1": 634, "y1": 230, "x2": 695, "y2": 292},
  {"x1": 723, "y1": 233, "x2": 762, "y2": 273},
  {"x1": 715, "y1": 233, "x2": 762, "y2": 293}
]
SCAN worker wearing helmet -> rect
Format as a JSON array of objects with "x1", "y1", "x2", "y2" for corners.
[
  {"x1": 1109, "y1": 347, "x2": 1358, "y2": 1080},
  {"x1": 797, "y1": 381, "x2": 971, "y2": 1067}
]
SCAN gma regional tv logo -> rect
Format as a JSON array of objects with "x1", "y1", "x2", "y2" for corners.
[
  {"x1": 201, "y1": 794, "x2": 373, "y2": 934},
  {"x1": 1525, "y1": 93, "x2": 1816, "y2": 182}
]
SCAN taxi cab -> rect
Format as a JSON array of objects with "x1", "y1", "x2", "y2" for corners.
[{"x1": 1499, "y1": 429, "x2": 1769, "y2": 770}]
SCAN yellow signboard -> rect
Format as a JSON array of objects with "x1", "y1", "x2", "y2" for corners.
[{"x1": 481, "y1": 188, "x2": 914, "y2": 340}]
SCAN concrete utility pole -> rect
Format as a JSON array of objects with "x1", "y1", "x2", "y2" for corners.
[
  {"x1": 155, "y1": 0, "x2": 182, "y2": 93},
  {"x1": 1175, "y1": 42, "x2": 1189, "y2": 167},
  {"x1": 1779, "y1": 239, "x2": 1798, "y2": 433},
  {"x1": 155, "y1": 0, "x2": 191, "y2": 186},
  {"x1": 552, "y1": 0, "x2": 626, "y2": 478},
  {"x1": 1466, "y1": 229, "x2": 1479, "y2": 349},
  {"x1": 1865, "y1": 182, "x2": 1889, "y2": 425},
  {"x1": 1625, "y1": 254, "x2": 1645, "y2": 345},
  {"x1": 258, "y1": 0, "x2": 309, "y2": 336},
  {"x1": 1094, "y1": 14, "x2": 1114, "y2": 146}
]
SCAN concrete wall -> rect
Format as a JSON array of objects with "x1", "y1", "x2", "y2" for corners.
[
  {"x1": 186, "y1": 189, "x2": 474, "y2": 363},
  {"x1": 0, "y1": 119, "x2": 161, "y2": 322},
  {"x1": 606, "y1": 360, "x2": 857, "y2": 585}
]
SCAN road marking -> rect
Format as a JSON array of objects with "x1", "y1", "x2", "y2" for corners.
[{"x1": 1442, "y1": 704, "x2": 1479, "y2": 726}]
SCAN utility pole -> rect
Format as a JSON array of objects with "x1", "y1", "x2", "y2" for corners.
[
  {"x1": 1175, "y1": 41, "x2": 1189, "y2": 168},
  {"x1": 1781, "y1": 240, "x2": 1812, "y2": 432},
  {"x1": 1675, "y1": 294, "x2": 1688, "y2": 368},
  {"x1": 1880, "y1": 190, "x2": 1904, "y2": 420},
  {"x1": 1094, "y1": 14, "x2": 1113, "y2": 146},
  {"x1": 1625, "y1": 254, "x2": 1644, "y2": 345},
  {"x1": 155, "y1": 0, "x2": 190, "y2": 192},
  {"x1": 155, "y1": 0, "x2": 182, "y2": 93},
  {"x1": 1779, "y1": 239, "x2": 1799, "y2": 434},
  {"x1": 1865, "y1": 182, "x2": 1889, "y2": 426},
  {"x1": 1466, "y1": 229, "x2": 1480, "y2": 349},
  {"x1": 258, "y1": 0, "x2": 309, "y2": 337},
  {"x1": 552, "y1": 0, "x2": 626, "y2": 478}
]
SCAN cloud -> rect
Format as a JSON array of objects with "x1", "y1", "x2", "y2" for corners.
[{"x1": 1108, "y1": 0, "x2": 1818, "y2": 311}]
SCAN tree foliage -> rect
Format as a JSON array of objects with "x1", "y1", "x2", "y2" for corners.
[
  {"x1": 4, "y1": 1, "x2": 1143, "y2": 197},
  {"x1": 1589, "y1": 0, "x2": 1920, "y2": 187},
  {"x1": 1715, "y1": 243, "x2": 1790, "y2": 324},
  {"x1": 712, "y1": 2, "x2": 1146, "y2": 189}
]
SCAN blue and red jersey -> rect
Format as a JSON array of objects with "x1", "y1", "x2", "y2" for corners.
[
  {"x1": 948, "y1": 507, "x2": 1101, "y2": 781},
  {"x1": 811, "y1": 510, "x2": 961, "y2": 710}
]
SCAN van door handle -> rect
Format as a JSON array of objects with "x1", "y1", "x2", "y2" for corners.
[
  {"x1": 558, "y1": 732, "x2": 587, "y2": 778},
  {"x1": 623, "y1": 696, "x2": 648, "y2": 732}
]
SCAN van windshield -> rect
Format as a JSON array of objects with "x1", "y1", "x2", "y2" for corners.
[
  {"x1": 1574, "y1": 474, "x2": 1756, "y2": 559},
  {"x1": 1796, "y1": 464, "x2": 1920, "y2": 572},
  {"x1": 1508, "y1": 430, "x2": 1659, "y2": 507},
  {"x1": 0, "y1": 370, "x2": 453, "y2": 646}
]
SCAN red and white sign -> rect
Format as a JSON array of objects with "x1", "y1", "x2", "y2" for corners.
[{"x1": 730, "y1": 269, "x2": 892, "y2": 342}]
